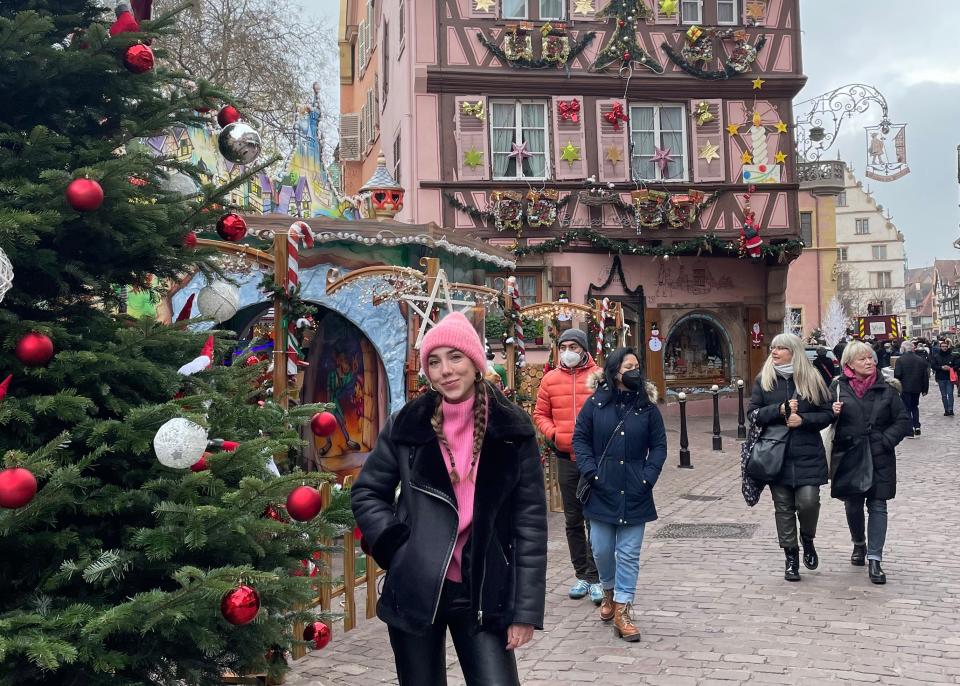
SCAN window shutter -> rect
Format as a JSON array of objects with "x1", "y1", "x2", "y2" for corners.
[
  {"x1": 358, "y1": 21, "x2": 367, "y2": 68},
  {"x1": 552, "y1": 96, "x2": 586, "y2": 180},
  {"x1": 340, "y1": 113, "x2": 361, "y2": 161},
  {"x1": 454, "y1": 95, "x2": 489, "y2": 181},
  {"x1": 596, "y1": 98, "x2": 629, "y2": 182},
  {"x1": 368, "y1": 90, "x2": 377, "y2": 141},
  {"x1": 689, "y1": 99, "x2": 724, "y2": 182}
]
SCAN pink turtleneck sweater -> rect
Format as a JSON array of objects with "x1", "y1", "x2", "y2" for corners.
[{"x1": 439, "y1": 394, "x2": 480, "y2": 582}]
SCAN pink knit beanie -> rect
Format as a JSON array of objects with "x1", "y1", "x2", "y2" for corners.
[{"x1": 420, "y1": 311, "x2": 488, "y2": 375}]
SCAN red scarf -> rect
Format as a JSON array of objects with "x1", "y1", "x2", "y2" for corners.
[{"x1": 844, "y1": 365, "x2": 876, "y2": 399}]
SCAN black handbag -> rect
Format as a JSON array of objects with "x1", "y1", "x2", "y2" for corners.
[
  {"x1": 831, "y1": 393, "x2": 882, "y2": 498},
  {"x1": 746, "y1": 423, "x2": 790, "y2": 482},
  {"x1": 576, "y1": 416, "x2": 626, "y2": 506}
]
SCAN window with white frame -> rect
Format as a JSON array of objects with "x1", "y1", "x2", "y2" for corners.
[
  {"x1": 630, "y1": 103, "x2": 688, "y2": 182},
  {"x1": 869, "y1": 271, "x2": 893, "y2": 289},
  {"x1": 539, "y1": 0, "x2": 565, "y2": 19},
  {"x1": 716, "y1": 0, "x2": 738, "y2": 24},
  {"x1": 871, "y1": 244, "x2": 887, "y2": 260},
  {"x1": 680, "y1": 0, "x2": 702, "y2": 23},
  {"x1": 836, "y1": 247, "x2": 847, "y2": 261},
  {"x1": 855, "y1": 218, "x2": 870, "y2": 234},
  {"x1": 490, "y1": 100, "x2": 549, "y2": 180},
  {"x1": 392, "y1": 131, "x2": 401, "y2": 187},
  {"x1": 799, "y1": 211, "x2": 813, "y2": 246},
  {"x1": 787, "y1": 307, "x2": 803, "y2": 337},
  {"x1": 837, "y1": 272, "x2": 850, "y2": 290},
  {"x1": 836, "y1": 191, "x2": 847, "y2": 207},
  {"x1": 501, "y1": 0, "x2": 565, "y2": 20}
]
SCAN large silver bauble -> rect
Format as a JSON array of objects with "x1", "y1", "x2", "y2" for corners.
[
  {"x1": 153, "y1": 418, "x2": 208, "y2": 469},
  {"x1": 217, "y1": 122, "x2": 262, "y2": 165},
  {"x1": 197, "y1": 280, "x2": 241, "y2": 323}
]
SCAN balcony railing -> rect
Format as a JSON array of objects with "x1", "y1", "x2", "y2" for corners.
[{"x1": 797, "y1": 161, "x2": 846, "y2": 195}]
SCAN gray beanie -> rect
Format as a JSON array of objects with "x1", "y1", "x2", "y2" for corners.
[{"x1": 558, "y1": 328, "x2": 588, "y2": 350}]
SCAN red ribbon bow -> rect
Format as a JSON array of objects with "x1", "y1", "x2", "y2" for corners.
[
  {"x1": 604, "y1": 102, "x2": 628, "y2": 131},
  {"x1": 557, "y1": 99, "x2": 581, "y2": 123}
]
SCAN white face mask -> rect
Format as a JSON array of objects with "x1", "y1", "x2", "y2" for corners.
[{"x1": 560, "y1": 350, "x2": 582, "y2": 368}]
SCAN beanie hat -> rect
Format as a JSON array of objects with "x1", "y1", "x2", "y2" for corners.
[
  {"x1": 558, "y1": 328, "x2": 588, "y2": 351},
  {"x1": 420, "y1": 311, "x2": 488, "y2": 376}
]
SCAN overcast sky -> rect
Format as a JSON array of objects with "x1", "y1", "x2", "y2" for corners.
[{"x1": 309, "y1": 2, "x2": 959, "y2": 267}]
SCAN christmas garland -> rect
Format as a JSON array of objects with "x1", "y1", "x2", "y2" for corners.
[
  {"x1": 512, "y1": 228, "x2": 803, "y2": 261},
  {"x1": 477, "y1": 31, "x2": 596, "y2": 70},
  {"x1": 444, "y1": 191, "x2": 572, "y2": 225},
  {"x1": 662, "y1": 35, "x2": 767, "y2": 80}
]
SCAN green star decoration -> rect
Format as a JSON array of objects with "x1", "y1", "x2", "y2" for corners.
[
  {"x1": 659, "y1": 0, "x2": 679, "y2": 15},
  {"x1": 464, "y1": 148, "x2": 484, "y2": 168},
  {"x1": 560, "y1": 141, "x2": 581, "y2": 165}
]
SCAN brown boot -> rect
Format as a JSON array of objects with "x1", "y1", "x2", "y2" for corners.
[
  {"x1": 599, "y1": 589, "x2": 615, "y2": 622},
  {"x1": 613, "y1": 602, "x2": 641, "y2": 642}
]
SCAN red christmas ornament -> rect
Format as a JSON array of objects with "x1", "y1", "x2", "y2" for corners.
[
  {"x1": 310, "y1": 412, "x2": 338, "y2": 438},
  {"x1": 618, "y1": 19, "x2": 625, "y2": 26},
  {"x1": 217, "y1": 105, "x2": 242, "y2": 127},
  {"x1": 353, "y1": 526, "x2": 362, "y2": 541},
  {"x1": 220, "y1": 585, "x2": 260, "y2": 625},
  {"x1": 124, "y1": 43, "x2": 155, "y2": 73},
  {"x1": 303, "y1": 621, "x2": 332, "y2": 650},
  {"x1": 623, "y1": 51, "x2": 632, "y2": 62},
  {"x1": 220, "y1": 440, "x2": 239, "y2": 452},
  {"x1": 0, "y1": 467, "x2": 38, "y2": 509},
  {"x1": 286, "y1": 486, "x2": 323, "y2": 521},
  {"x1": 15, "y1": 332, "x2": 55, "y2": 367},
  {"x1": 245, "y1": 355, "x2": 260, "y2": 366},
  {"x1": 184, "y1": 231, "x2": 197, "y2": 248},
  {"x1": 216, "y1": 212, "x2": 247, "y2": 242},
  {"x1": 190, "y1": 452, "x2": 211, "y2": 472},
  {"x1": 263, "y1": 505, "x2": 286, "y2": 521},
  {"x1": 65, "y1": 178, "x2": 104, "y2": 212}
]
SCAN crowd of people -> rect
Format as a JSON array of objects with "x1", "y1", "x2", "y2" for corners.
[{"x1": 351, "y1": 312, "x2": 943, "y2": 682}]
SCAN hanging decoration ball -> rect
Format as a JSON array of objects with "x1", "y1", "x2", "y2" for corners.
[
  {"x1": 15, "y1": 332, "x2": 55, "y2": 367},
  {"x1": 217, "y1": 122, "x2": 262, "y2": 165},
  {"x1": 216, "y1": 212, "x2": 248, "y2": 242},
  {"x1": 310, "y1": 411, "x2": 338, "y2": 438},
  {"x1": 0, "y1": 467, "x2": 38, "y2": 509},
  {"x1": 65, "y1": 178, "x2": 104, "y2": 212},
  {"x1": 184, "y1": 231, "x2": 198, "y2": 248},
  {"x1": 124, "y1": 43, "x2": 155, "y2": 73},
  {"x1": 160, "y1": 171, "x2": 199, "y2": 197},
  {"x1": 286, "y1": 486, "x2": 323, "y2": 521},
  {"x1": 623, "y1": 51, "x2": 632, "y2": 61},
  {"x1": 153, "y1": 417, "x2": 208, "y2": 469},
  {"x1": 190, "y1": 452, "x2": 212, "y2": 473},
  {"x1": 303, "y1": 621, "x2": 332, "y2": 650},
  {"x1": 0, "y1": 246, "x2": 13, "y2": 304},
  {"x1": 196, "y1": 280, "x2": 240, "y2": 323},
  {"x1": 220, "y1": 585, "x2": 261, "y2": 626},
  {"x1": 245, "y1": 355, "x2": 260, "y2": 366},
  {"x1": 217, "y1": 105, "x2": 242, "y2": 127}
]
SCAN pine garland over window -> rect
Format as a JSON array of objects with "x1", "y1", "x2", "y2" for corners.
[{"x1": 476, "y1": 31, "x2": 596, "y2": 70}]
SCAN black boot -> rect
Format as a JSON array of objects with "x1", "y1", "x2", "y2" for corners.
[
  {"x1": 800, "y1": 534, "x2": 819, "y2": 570},
  {"x1": 784, "y1": 548, "x2": 801, "y2": 581},
  {"x1": 868, "y1": 559, "x2": 886, "y2": 584},
  {"x1": 850, "y1": 544, "x2": 866, "y2": 566}
]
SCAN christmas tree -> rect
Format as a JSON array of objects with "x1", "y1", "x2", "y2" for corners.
[
  {"x1": 822, "y1": 296, "x2": 848, "y2": 348},
  {"x1": 592, "y1": 0, "x2": 663, "y2": 73},
  {"x1": 0, "y1": 2, "x2": 348, "y2": 684}
]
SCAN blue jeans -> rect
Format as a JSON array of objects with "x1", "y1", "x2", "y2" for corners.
[
  {"x1": 844, "y1": 497, "x2": 888, "y2": 561},
  {"x1": 938, "y1": 379, "x2": 954, "y2": 412},
  {"x1": 589, "y1": 520, "x2": 646, "y2": 604}
]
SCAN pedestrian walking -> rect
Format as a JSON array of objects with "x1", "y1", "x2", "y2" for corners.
[
  {"x1": 533, "y1": 328, "x2": 603, "y2": 604},
  {"x1": 929, "y1": 338, "x2": 960, "y2": 416},
  {"x1": 893, "y1": 340, "x2": 929, "y2": 436},
  {"x1": 747, "y1": 333, "x2": 833, "y2": 582},
  {"x1": 877, "y1": 342, "x2": 893, "y2": 370},
  {"x1": 830, "y1": 340, "x2": 911, "y2": 584},
  {"x1": 812, "y1": 346, "x2": 836, "y2": 387},
  {"x1": 351, "y1": 311, "x2": 547, "y2": 685},
  {"x1": 572, "y1": 347, "x2": 666, "y2": 642}
]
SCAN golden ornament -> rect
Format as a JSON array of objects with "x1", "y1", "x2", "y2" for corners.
[
  {"x1": 474, "y1": 0, "x2": 496, "y2": 11},
  {"x1": 698, "y1": 141, "x2": 720, "y2": 164}
]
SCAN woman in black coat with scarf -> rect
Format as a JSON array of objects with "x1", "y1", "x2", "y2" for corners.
[
  {"x1": 748, "y1": 333, "x2": 834, "y2": 582},
  {"x1": 830, "y1": 340, "x2": 911, "y2": 584}
]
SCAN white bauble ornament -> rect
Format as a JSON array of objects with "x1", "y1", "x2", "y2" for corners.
[
  {"x1": 153, "y1": 418, "x2": 208, "y2": 469},
  {"x1": 0, "y1": 247, "x2": 12, "y2": 303},
  {"x1": 197, "y1": 280, "x2": 240, "y2": 323}
]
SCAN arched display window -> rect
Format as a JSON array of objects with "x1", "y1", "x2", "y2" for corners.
[{"x1": 663, "y1": 314, "x2": 731, "y2": 387}]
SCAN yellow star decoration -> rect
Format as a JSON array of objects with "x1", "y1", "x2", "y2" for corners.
[
  {"x1": 726, "y1": 123, "x2": 740, "y2": 136},
  {"x1": 561, "y1": 141, "x2": 581, "y2": 165},
  {"x1": 746, "y1": 0, "x2": 766, "y2": 21},
  {"x1": 774, "y1": 151, "x2": 787, "y2": 164},
  {"x1": 573, "y1": 0, "x2": 595, "y2": 14},
  {"x1": 605, "y1": 145, "x2": 623, "y2": 164},
  {"x1": 464, "y1": 148, "x2": 484, "y2": 168},
  {"x1": 775, "y1": 120, "x2": 788, "y2": 133},
  {"x1": 752, "y1": 78, "x2": 765, "y2": 90},
  {"x1": 741, "y1": 150, "x2": 753, "y2": 164},
  {"x1": 659, "y1": 0, "x2": 679, "y2": 15},
  {"x1": 698, "y1": 141, "x2": 720, "y2": 164},
  {"x1": 474, "y1": 0, "x2": 496, "y2": 11}
]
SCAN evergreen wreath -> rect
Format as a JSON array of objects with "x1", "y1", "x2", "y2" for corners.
[{"x1": 662, "y1": 35, "x2": 768, "y2": 80}]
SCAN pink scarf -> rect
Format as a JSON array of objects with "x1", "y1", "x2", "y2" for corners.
[{"x1": 844, "y1": 365, "x2": 876, "y2": 399}]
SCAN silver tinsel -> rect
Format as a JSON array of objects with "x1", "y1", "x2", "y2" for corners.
[{"x1": 217, "y1": 122, "x2": 262, "y2": 165}]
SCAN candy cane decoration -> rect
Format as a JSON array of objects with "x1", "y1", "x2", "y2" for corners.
[
  {"x1": 507, "y1": 276, "x2": 526, "y2": 368},
  {"x1": 284, "y1": 221, "x2": 314, "y2": 371},
  {"x1": 596, "y1": 297, "x2": 610, "y2": 359}
]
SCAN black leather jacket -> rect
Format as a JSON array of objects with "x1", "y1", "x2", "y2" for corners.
[{"x1": 351, "y1": 383, "x2": 547, "y2": 635}]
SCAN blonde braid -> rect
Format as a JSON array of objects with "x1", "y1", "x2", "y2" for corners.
[
  {"x1": 467, "y1": 380, "x2": 488, "y2": 481},
  {"x1": 431, "y1": 395, "x2": 460, "y2": 483}
]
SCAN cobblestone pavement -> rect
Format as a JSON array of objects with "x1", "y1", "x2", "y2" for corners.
[{"x1": 288, "y1": 393, "x2": 960, "y2": 685}]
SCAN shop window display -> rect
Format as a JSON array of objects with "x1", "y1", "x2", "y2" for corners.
[{"x1": 664, "y1": 316, "x2": 729, "y2": 386}]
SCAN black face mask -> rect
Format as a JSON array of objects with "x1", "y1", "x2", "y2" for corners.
[{"x1": 621, "y1": 369, "x2": 644, "y2": 391}]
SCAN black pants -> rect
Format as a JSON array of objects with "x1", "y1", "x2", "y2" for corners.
[
  {"x1": 387, "y1": 581, "x2": 519, "y2": 686},
  {"x1": 556, "y1": 454, "x2": 599, "y2": 584},
  {"x1": 901, "y1": 392, "x2": 921, "y2": 429},
  {"x1": 770, "y1": 484, "x2": 820, "y2": 549}
]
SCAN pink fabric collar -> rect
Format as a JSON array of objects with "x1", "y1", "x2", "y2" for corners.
[{"x1": 844, "y1": 365, "x2": 876, "y2": 399}]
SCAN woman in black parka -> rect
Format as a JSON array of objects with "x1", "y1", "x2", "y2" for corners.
[
  {"x1": 830, "y1": 340, "x2": 911, "y2": 584},
  {"x1": 748, "y1": 333, "x2": 834, "y2": 582}
]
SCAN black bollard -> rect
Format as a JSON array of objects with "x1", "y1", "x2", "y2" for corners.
[
  {"x1": 711, "y1": 385, "x2": 723, "y2": 451},
  {"x1": 737, "y1": 378, "x2": 747, "y2": 439},
  {"x1": 678, "y1": 392, "x2": 692, "y2": 468}
]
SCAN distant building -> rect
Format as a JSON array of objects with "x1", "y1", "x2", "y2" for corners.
[
  {"x1": 934, "y1": 260, "x2": 960, "y2": 336},
  {"x1": 905, "y1": 266, "x2": 935, "y2": 339}
]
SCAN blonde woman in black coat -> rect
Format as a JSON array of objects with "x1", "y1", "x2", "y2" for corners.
[{"x1": 748, "y1": 333, "x2": 833, "y2": 582}]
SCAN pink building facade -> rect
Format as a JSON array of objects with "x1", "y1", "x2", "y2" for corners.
[{"x1": 342, "y1": 0, "x2": 807, "y2": 396}]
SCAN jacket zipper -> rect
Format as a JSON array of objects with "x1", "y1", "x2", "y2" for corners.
[{"x1": 408, "y1": 482, "x2": 458, "y2": 624}]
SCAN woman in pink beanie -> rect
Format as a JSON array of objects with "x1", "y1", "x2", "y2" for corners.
[{"x1": 352, "y1": 311, "x2": 547, "y2": 685}]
